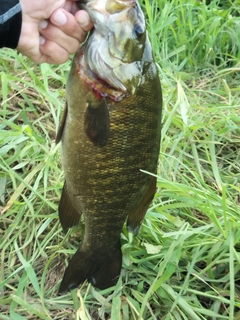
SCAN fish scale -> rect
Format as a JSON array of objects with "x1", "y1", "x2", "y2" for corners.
[{"x1": 57, "y1": 0, "x2": 162, "y2": 292}]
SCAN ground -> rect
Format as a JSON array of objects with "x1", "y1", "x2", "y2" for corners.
[{"x1": 0, "y1": 0, "x2": 240, "y2": 319}]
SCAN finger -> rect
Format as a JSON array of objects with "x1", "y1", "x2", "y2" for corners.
[
  {"x1": 39, "y1": 39, "x2": 70, "y2": 64},
  {"x1": 39, "y1": 21, "x2": 80, "y2": 54},
  {"x1": 63, "y1": 1, "x2": 78, "y2": 13},
  {"x1": 50, "y1": 9, "x2": 89, "y2": 42},
  {"x1": 75, "y1": 10, "x2": 94, "y2": 32}
]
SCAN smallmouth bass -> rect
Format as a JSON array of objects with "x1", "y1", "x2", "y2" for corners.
[{"x1": 56, "y1": 0, "x2": 162, "y2": 292}]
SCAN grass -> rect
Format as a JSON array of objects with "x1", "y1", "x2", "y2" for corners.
[{"x1": 0, "y1": 0, "x2": 240, "y2": 319}]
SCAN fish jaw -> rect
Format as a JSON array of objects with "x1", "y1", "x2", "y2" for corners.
[
  {"x1": 81, "y1": 0, "x2": 137, "y2": 14},
  {"x1": 106, "y1": 0, "x2": 137, "y2": 13}
]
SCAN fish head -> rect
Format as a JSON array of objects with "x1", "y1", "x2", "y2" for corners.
[
  {"x1": 78, "y1": 0, "x2": 151, "y2": 96},
  {"x1": 87, "y1": 0, "x2": 146, "y2": 58}
]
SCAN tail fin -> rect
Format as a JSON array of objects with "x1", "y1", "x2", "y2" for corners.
[{"x1": 58, "y1": 241, "x2": 122, "y2": 293}]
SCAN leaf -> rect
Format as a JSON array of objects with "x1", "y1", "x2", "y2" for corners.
[
  {"x1": 2, "y1": 162, "x2": 44, "y2": 214},
  {"x1": 111, "y1": 295, "x2": 122, "y2": 320},
  {"x1": 0, "y1": 175, "x2": 7, "y2": 204},
  {"x1": 143, "y1": 243, "x2": 162, "y2": 255},
  {"x1": 10, "y1": 295, "x2": 49, "y2": 320}
]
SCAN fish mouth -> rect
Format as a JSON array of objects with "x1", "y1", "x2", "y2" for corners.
[
  {"x1": 84, "y1": 0, "x2": 137, "y2": 14},
  {"x1": 105, "y1": 0, "x2": 137, "y2": 14}
]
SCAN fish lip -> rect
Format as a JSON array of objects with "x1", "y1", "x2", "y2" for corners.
[
  {"x1": 84, "y1": 0, "x2": 137, "y2": 12},
  {"x1": 112, "y1": 0, "x2": 137, "y2": 7},
  {"x1": 82, "y1": 0, "x2": 139, "y2": 22}
]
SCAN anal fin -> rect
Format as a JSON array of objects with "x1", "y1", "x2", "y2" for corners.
[
  {"x1": 58, "y1": 182, "x2": 81, "y2": 230},
  {"x1": 127, "y1": 176, "x2": 156, "y2": 235}
]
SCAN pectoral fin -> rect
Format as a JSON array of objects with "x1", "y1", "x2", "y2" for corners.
[
  {"x1": 84, "y1": 98, "x2": 110, "y2": 147},
  {"x1": 58, "y1": 182, "x2": 81, "y2": 230},
  {"x1": 56, "y1": 102, "x2": 68, "y2": 144}
]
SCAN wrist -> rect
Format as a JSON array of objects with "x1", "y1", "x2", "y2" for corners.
[{"x1": 0, "y1": 0, "x2": 22, "y2": 49}]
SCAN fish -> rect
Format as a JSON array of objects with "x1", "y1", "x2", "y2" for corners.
[{"x1": 56, "y1": 0, "x2": 162, "y2": 293}]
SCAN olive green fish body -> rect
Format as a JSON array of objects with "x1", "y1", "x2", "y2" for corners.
[{"x1": 57, "y1": 0, "x2": 162, "y2": 292}]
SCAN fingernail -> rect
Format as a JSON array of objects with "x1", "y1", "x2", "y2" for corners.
[
  {"x1": 40, "y1": 36, "x2": 46, "y2": 45},
  {"x1": 53, "y1": 10, "x2": 67, "y2": 25},
  {"x1": 39, "y1": 20, "x2": 48, "y2": 29},
  {"x1": 76, "y1": 12, "x2": 89, "y2": 27}
]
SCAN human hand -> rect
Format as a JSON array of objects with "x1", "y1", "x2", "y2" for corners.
[{"x1": 17, "y1": 0, "x2": 93, "y2": 64}]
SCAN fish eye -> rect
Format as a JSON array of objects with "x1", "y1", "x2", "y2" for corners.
[
  {"x1": 133, "y1": 4, "x2": 145, "y2": 36},
  {"x1": 134, "y1": 23, "x2": 144, "y2": 36}
]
